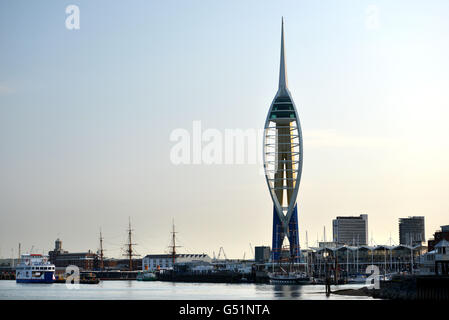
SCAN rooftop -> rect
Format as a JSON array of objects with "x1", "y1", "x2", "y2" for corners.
[{"x1": 435, "y1": 239, "x2": 449, "y2": 248}]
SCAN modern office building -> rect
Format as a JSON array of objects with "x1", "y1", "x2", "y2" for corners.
[
  {"x1": 399, "y1": 216, "x2": 425, "y2": 246},
  {"x1": 332, "y1": 214, "x2": 368, "y2": 245},
  {"x1": 263, "y1": 18, "x2": 303, "y2": 263},
  {"x1": 254, "y1": 246, "x2": 271, "y2": 263}
]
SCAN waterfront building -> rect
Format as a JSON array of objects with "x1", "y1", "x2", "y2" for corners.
[
  {"x1": 428, "y1": 225, "x2": 449, "y2": 251},
  {"x1": 255, "y1": 246, "x2": 271, "y2": 263},
  {"x1": 142, "y1": 254, "x2": 211, "y2": 271},
  {"x1": 418, "y1": 232, "x2": 449, "y2": 276},
  {"x1": 48, "y1": 238, "x2": 98, "y2": 271},
  {"x1": 104, "y1": 258, "x2": 142, "y2": 271},
  {"x1": 50, "y1": 251, "x2": 97, "y2": 271},
  {"x1": 173, "y1": 261, "x2": 215, "y2": 274},
  {"x1": 310, "y1": 244, "x2": 426, "y2": 276},
  {"x1": 263, "y1": 18, "x2": 303, "y2": 262},
  {"x1": 212, "y1": 259, "x2": 253, "y2": 274},
  {"x1": 332, "y1": 214, "x2": 368, "y2": 246},
  {"x1": 399, "y1": 216, "x2": 425, "y2": 246},
  {"x1": 48, "y1": 238, "x2": 68, "y2": 257},
  {"x1": 435, "y1": 240, "x2": 449, "y2": 275},
  {"x1": 0, "y1": 259, "x2": 20, "y2": 271},
  {"x1": 419, "y1": 250, "x2": 436, "y2": 275},
  {"x1": 173, "y1": 259, "x2": 254, "y2": 276},
  {"x1": 319, "y1": 242, "x2": 338, "y2": 248}
]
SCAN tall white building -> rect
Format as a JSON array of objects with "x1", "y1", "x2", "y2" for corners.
[
  {"x1": 332, "y1": 214, "x2": 368, "y2": 245},
  {"x1": 399, "y1": 216, "x2": 425, "y2": 246}
]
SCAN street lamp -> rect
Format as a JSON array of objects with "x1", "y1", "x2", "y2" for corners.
[
  {"x1": 323, "y1": 250, "x2": 331, "y2": 296},
  {"x1": 323, "y1": 250, "x2": 329, "y2": 276}
]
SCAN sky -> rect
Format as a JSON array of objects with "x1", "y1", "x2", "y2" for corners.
[{"x1": 1, "y1": 0, "x2": 449, "y2": 259}]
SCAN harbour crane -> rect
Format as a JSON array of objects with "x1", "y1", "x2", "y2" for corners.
[
  {"x1": 249, "y1": 243, "x2": 254, "y2": 260},
  {"x1": 217, "y1": 247, "x2": 227, "y2": 261}
]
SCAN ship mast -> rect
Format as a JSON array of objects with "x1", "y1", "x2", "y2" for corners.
[
  {"x1": 99, "y1": 228, "x2": 104, "y2": 270},
  {"x1": 170, "y1": 219, "x2": 181, "y2": 265},
  {"x1": 123, "y1": 217, "x2": 139, "y2": 271}
]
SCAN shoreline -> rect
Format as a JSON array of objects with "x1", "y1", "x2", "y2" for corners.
[{"x1": 332, "y1": 286, "x2": 376, "y2": 298}]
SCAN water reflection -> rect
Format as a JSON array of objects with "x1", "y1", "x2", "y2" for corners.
[
  {"x1": 254, "y1": 283, "x2": 303, "y2": 299},
  {"x1": 0, "y1": 281, "x2": 371, "y2": 300},
  {"x1": 272, "y1": 284, "x2": 302, "y2": 299}
]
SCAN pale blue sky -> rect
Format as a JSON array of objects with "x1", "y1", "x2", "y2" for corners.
[{"x1": 1, "y1": 0, "x2": 449, "y2": 258}]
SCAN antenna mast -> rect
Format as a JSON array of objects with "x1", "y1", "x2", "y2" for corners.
[
  {"x1": 306, "y1": 231, "x2": 309, "y2": 249},
  {"x1": 249, "y1": 243, "x2": 254, "y2": 260}
]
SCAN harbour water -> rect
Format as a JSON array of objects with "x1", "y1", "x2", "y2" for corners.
[{"x1": 0, "y1": 281, "x2": 375, "y2": 300}]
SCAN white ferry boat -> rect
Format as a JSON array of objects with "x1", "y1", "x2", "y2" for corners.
[{"x1": 16, "y1": 254, "x2": 55, "y2": 283}]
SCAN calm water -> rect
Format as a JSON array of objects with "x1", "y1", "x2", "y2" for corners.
[{"x1": 0, "y1": 280, "x2": 375, "y2": 300}]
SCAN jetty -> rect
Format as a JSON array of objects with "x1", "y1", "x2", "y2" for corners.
[{"x1": 333, "y1": 275, "x2": 449, "y2": 300}]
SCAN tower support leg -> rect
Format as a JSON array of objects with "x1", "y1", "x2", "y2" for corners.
[
  {"x1": 287, "y1": 204, "x2": 300, "y2": 263},
  {"x1": 272, "y1": 204, "x2": 300, "y2": 263},
  {"x1": 272, "y1": 206, "x2": 284, "y2": 262}
]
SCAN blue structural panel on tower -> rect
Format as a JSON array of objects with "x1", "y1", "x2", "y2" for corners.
[{"x1": 272, "y1": 205, "x2": 300, "y2": 262}]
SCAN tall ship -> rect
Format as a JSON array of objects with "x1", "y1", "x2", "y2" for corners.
[
  {"x1": 16, "y1": 254, "x2": 55, "y2": 283},
  {"x1": 268, "y1": 270, "x2": 309, "y2": 285}
]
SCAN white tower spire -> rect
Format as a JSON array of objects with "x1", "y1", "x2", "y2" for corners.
[{"x1": 278, "y1": 17, "x2": 288, "y2": 93}]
